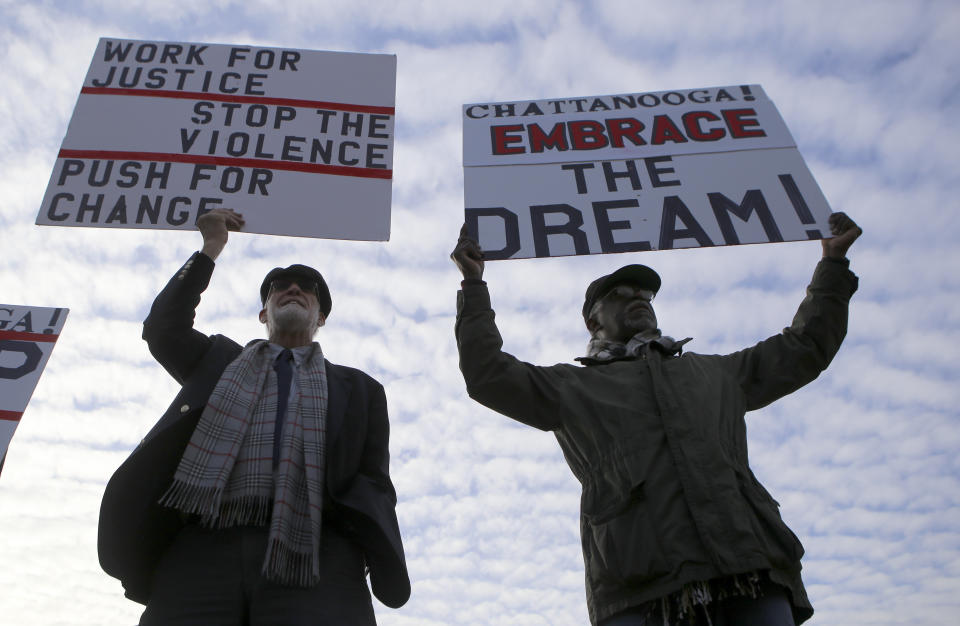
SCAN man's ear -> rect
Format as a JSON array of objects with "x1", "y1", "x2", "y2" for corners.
[
  {"x1": 317, "y1": 313, "x2": 326, "y2": 328},
  {"x1": 259, "y1": 307, "x2": 267, "y2": 324}
]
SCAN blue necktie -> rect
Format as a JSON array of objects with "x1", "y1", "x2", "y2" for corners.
[{"x1": 273, "y1": 349, "x2": 294, "y2": 468}]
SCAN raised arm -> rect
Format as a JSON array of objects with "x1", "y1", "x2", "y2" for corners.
[
  {"x1": 143, "y1": 209, "x2": 245, "y2": 383},
  {"x1": 726, "y1": 212, "x2": 862, "y2": 409},
  {"x1": 452, "y1": 225, "x2": 569, "y2": 431}
]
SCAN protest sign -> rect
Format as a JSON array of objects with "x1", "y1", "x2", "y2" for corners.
[
  {"x1": 0, "y1": 305, "x2": 68, "y2": 475},
  {"x1": 36, "y1": 38, "x2": 396, "y2": 240},
  {"x1": 463, "y1": 85, "x2": 833, "y2": 259}
]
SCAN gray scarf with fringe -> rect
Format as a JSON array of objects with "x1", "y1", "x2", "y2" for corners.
[{"x1": 160, "y1": 340, "x2": 328, "y2": 587}]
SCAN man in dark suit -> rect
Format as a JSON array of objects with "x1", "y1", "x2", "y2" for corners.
[{"x1": 99, "y1": 209, "x2": 409, "y2": 625}]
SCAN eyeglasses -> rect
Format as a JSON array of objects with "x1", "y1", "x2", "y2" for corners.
[
  {"x1": 269, "y1": 278, "x2": 318, "y2": 296},
  {"x1": 600, "y1": 284, "x2": 655, "y2": 304}
]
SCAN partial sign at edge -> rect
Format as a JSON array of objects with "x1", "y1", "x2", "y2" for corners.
[{"x1": 0, "y1": 305, "x2": 69, "y2": 475}]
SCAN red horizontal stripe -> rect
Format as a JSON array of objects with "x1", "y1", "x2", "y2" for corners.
[
  {"x1": 0, "y1": 330, "x2": 59, "y2": 342},
  {"x1": 57, "y1": 149, "x2": 392, "y2": 180},
  {"x1": 0, "y1": 410, "x2": 23, "y2": 422},
  {"x1": 233, "y1": 456, "x2": 273, "y2": 464},
  {"x1": 81, "y1": 86, "x2": 395, "y2": 115},
  {"x1": 185, "y1": 441, "x2": 236, "y2": 456}
]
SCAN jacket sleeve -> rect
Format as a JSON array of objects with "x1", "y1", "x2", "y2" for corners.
[
  {"x1": 722, "y1": 258, "x2": 859, "y2": 410},
  {"x1": 334, "y1": 371, "x2": 410, "y2": 609},
  {"x1": 455, "y1": 281, "x2": 568, "y2": 431},
  {"x1": 359, "y1": 381, "x2": 397, "y2": 503},
  {"x1": 142, "y1": 252, "x2": 217, "y2": 384}
]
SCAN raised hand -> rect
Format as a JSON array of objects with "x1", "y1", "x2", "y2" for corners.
[
  {"x1": 450, "y1": 224, "x2": 485, "y2": 281},
  {"x1": 197, "y1": 208, "x2": 245, "y2": 260},
  {"x1": 822, "y1": 212, "x2": 862, "y2": 259}
]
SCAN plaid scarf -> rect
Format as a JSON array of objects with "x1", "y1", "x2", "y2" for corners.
[{"x1": 160, "y1": 339, "x2": 328, "y2": 587}]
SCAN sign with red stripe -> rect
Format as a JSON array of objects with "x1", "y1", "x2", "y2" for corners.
[
  {"x1": 0, "y1": 305, "x2": 69, "y2": 473},
  {"x1": 36, "y1": 38, "x2": 396, "y2": 241}
]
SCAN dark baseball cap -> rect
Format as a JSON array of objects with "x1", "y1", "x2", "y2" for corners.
[
  {"x1": 582, "y1": 264, "x2": 661, "y2": 324},
  {"x1": 260, "y1": 264, "x2": 332, "y2": 318}
]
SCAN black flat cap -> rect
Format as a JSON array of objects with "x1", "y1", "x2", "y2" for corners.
[
  {"x1": 260, "y1": 264, "x2": 332, "y2": 318},
  {"x1": 582, "y1": 264, "x2": 661, "y2": 324}
]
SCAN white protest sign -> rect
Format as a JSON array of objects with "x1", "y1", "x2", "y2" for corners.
[
  {"x1": 36, "y1": 38, "x2": 396, "y2": 241},
  {"x1": 0, "y1": 305, "x2": 69, "y2": 474},
  {"x1": 463, "y1": 85, "x2": 833, "y2": 259}
]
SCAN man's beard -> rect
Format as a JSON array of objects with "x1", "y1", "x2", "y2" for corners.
[
  {"x1": 622, "y1": 306, "x2": 657, "y2": 335},
  {"x1": 267, "y1": 301, "x2": 318, "y2": 336}
]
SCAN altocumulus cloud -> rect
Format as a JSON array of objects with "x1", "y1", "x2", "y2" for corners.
[{"x1": 1, "y1": 2, "x2": 958, "y2": 625}]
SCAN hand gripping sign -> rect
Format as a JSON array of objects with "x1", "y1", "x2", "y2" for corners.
[
  {"x1": 0, "y1": 305, "x2": 68, "y2": 475},
  {"x1": 36, "y1": 38, "x2": 397, "y2": 241},
  {"x1": 462, "y1": 85, "x2": 833, "y2": 259}
]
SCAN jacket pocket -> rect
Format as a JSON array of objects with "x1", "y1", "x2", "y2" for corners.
[
  {"x1": 738, "y1": 473, "x2": 804, "y2": 565},
  {"x1": 583, "y1": 480, "x2": 667, "y2": 586}
]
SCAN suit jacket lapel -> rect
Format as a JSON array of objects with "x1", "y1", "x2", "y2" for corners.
[{"x1": 325, "y1": 360, "x2": 350, "y2": 449}]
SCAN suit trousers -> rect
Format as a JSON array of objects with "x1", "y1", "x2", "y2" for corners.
[{"x1": 139, "y1": 523, "x2": 376, "y2": 626}]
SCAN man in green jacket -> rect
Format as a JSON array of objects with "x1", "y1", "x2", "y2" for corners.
[{"x1": 451, "y1": 213, "x2": 861, "y2": 625}]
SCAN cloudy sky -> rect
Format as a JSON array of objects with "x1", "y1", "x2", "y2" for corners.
[{"x1": 2, "y1": 1, "x2": 959, "y2": 624}]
